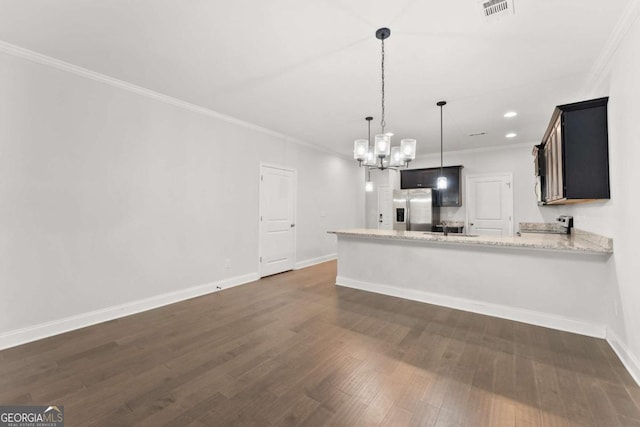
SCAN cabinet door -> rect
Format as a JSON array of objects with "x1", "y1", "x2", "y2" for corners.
[
  {"x1": 400, "y1": 170, "x2": 420, "y2": 189},
  {"x1": 543, "y1": 116, "x2": 565, "y2": 203},
  {"x1": 550, "y1": 131, "x2": 557, "y2": 200},
  {"x1": 545, "y1": 137, "x2": 554, "y2": 201},
  {"x1": 422, "y1": 169, "x2": 439, "y2": 189},
  {"x1": 554, "y1": 119, "x2": 564, "y2": 199},
  {"x1": 440, "y1": 167, "x2": 461, "y2": 206}
]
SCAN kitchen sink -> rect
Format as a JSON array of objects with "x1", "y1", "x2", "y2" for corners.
[{"x1": 423, "y1": 232, "x2": 479, "y2": 237}]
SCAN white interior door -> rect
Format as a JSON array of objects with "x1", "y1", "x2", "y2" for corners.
[
  {"x1": 466, "y1": 174, "x2": 513, "y2": 236},
  {"x1": 259, "y1": 165, "x2": 295, "y2": 277},
  {"x1": 377, "y1": 185, "x2": 392, "y2": 230}
]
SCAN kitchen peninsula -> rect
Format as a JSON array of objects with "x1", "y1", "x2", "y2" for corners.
[{"x1": 329, "y1": 227, "x2": 612, "y2": 338}]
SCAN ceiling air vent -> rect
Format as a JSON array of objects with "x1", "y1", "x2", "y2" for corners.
[{"x1": 479, "y1": 0, "x2": 515, "y2": 21}]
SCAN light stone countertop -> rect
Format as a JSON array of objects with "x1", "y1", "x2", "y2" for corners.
[{"x1": 328, "y1": 228, "x2": 613, "y2": 255}]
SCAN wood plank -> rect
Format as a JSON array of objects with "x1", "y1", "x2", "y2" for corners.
[{"x1": 0, "y1": 261, "x2": 638, "y2": 425}]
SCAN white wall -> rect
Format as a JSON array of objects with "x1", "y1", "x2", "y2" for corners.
[
  {"x1": 337, "y1": 236, "x2": 609, "y2": 338},
  {"x1": 566, "y1": 12, "x2": 640, "y2": 383},
  {"x1": 0, "y1": 50, "x2": 364, "y2": 342}
]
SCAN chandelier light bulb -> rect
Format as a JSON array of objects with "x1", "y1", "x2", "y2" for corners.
[
  {"x1": 390, "y1": 146, "x2": 404, "y2": 167},
  {"x1": 353, "y1": 139, "x2": 368, "y2": 161},
  {"x1": 437, "y1": 176, "x2": 448, "y2": 189},
  {"x1": 400, "y1": 139, "x2": 416, "y2": 161},
  {"x1": 374, "y1": 134, "x2": 391, "y2": 158},
  {"x1": 364, "y1": 146, "x2": 377, "y2": 166}
]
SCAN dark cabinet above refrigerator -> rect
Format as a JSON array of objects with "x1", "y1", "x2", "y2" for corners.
[{"x1": 400, "y1": 166, "x2": 463, "y2": 207}]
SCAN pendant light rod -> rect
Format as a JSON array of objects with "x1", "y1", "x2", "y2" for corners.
[
  {"x1": 437, "y1": 101, "x2": 446, "y2": 176},
  {"x1": 376, "y1": 28, "x2": 390, "y2": 134},
  {"x1": 366, "y1": 116, "x2": 373, "y2": 147}
]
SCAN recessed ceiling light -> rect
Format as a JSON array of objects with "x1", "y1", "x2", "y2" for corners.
[
  {"x1": 504, "y1": 111, "x2": 518, "y2": 118},
  {"x1": 506, "y1": 133, "x2": 517, "y2": 138}
]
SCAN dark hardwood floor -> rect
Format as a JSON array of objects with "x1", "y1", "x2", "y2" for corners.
[{"x1": 1, "y1": 261, "x2": 639, "y2": 426}]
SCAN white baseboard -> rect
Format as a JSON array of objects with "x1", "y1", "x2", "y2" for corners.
[
  {"x1": 606, "y1": 328, "x2": 640, "y2": 387},
  {"x1": 0, "y1": 272, "x2": 259, "y2": 351},
  {"x1": 336, "y1": 276, "x2": 606, "y2": 339},
  {"x1": 295, "y1": 253, "x2": 336, "y2": 270}
]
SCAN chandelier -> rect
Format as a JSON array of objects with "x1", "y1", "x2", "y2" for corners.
[{"x1": 353, "y1": 28, "x2": 417, "y2": 170}]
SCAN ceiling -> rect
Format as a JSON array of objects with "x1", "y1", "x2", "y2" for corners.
[{"x1": 0, "y1": 0, "x2": 629, "y2": 157}]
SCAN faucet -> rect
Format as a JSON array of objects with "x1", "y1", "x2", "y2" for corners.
[
  {"x1": 441, "y1": 221, "x2": 448, "y2": 236},
  {"x1": 556, "y1": 215, "x2": 574, "y2": 234}
]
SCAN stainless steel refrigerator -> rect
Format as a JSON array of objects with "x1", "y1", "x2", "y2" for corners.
[{"x1": 392, "y1": 189, "x2": 439, "y2": 231}]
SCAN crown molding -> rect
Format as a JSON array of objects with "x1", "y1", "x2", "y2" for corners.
[
  {"x1": 584, "y1": 0, "x2": 640, "y2": 97},
  {"x1": 0, "y1": 40, "x2": 350, "y2": 160}
]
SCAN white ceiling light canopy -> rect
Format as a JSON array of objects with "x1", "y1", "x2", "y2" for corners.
[{"x1": 353, "y1": 27, "x2": 417, "y2": 171}]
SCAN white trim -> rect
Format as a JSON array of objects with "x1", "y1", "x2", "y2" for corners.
[
  {"x1": 336, "y1": 276, "x2": 606, "y2": 339},
  {"x1": 258, "y1": 164, "x2": 297, "y2": 277},
  {"x1": 377, "y1": 185, "x2": 392, "y2": 230},
  {"x1": 465, "y1": 172, "x2": 515, "y2": 236},
  {"x1": 414, "y1": 141, "x2": 533, "y2": 160},
  {"x1": 0, "y1": 40, "x2": 347, "y2": 160},
  {"x1": 295, "y1": 254, "x2": 337, "y2": 270},
  {"x1": 606, "y1": 328, "x2": 640, "y2": 387},
  {"x1": 584, "y1": 0, "x2": 640, "y2": 96},
  {"x1": 0, "y1": 272, "x2": 258, "y2": 351}
]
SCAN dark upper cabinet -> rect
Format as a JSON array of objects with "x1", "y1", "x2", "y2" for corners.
[
  {"x1": 537, "y1": 97, "x2": 610, "y2": 205},
  {"x1": 400, "y1": 166, "x2": 463, "y2": 207}
]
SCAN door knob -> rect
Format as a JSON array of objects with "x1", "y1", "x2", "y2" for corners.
[
  {"x1": 470, "y1": 223, "x2": 474, "y2": 226},
  {"x1": 290, "y1": 224, "x2": 295, "y2": 228}
]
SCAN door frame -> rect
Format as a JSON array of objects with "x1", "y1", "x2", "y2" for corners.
[
  {"x1": 258, "y1": 163, "x2": 297, "y2": 277},
  {"x1": 377, "y1": 185, "x2": 392, "y2": 230},
  {"x1": 465, "y1": 172, "x2": 514, "y2": 236}
]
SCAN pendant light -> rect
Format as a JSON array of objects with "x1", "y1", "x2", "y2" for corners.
[
  {"x1": 437, "y1": 101, "x2": 448, "y2": 190},
  {"x1": 363, "y1": 117, "x2": 375, "y2": 191},
  {"x1": 365, "y1": 168, "x2": 374, "y2": 192},
  {"x1": 353, "y1": 28, "x2": 416, "y2": 170}
]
